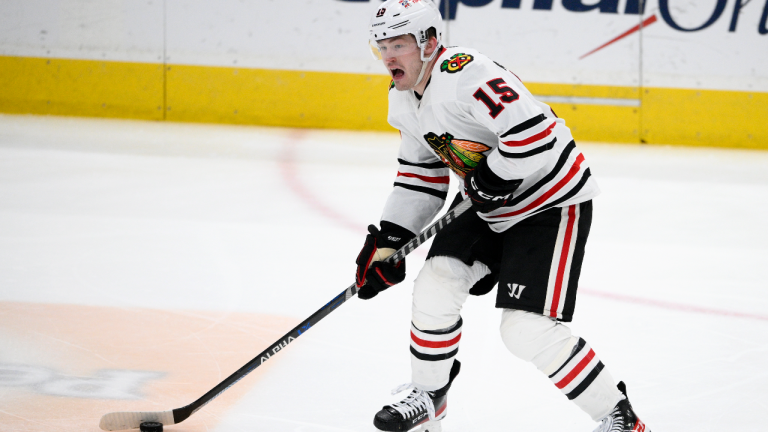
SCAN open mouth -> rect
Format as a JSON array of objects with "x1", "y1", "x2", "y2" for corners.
[{"x1": 390, "y1": 68, "x2": 405, "y2": 80}]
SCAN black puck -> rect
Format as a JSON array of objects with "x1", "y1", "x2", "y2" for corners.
[{"x1": 140, "y1": 422, "x2": 163, "y2": 432}]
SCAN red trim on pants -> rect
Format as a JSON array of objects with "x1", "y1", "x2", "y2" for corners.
[{"x1": 550, "y1": 205, "x2": 576, "y2": 318}]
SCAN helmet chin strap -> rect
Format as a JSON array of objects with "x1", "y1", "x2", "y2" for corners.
[
  {"x1": 414, "y1": 44, "x2": 440, "y2": 89},
  {"x1": 415, "y1": 60, "x2": 430, "y2": 89}
]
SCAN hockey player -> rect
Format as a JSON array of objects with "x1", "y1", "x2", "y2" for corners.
[{"x1": 354, "y1": 1, "x2": 650, "y2": 432}]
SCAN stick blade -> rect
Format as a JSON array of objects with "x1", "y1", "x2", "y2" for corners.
[{"x1": 99, "y1": 410, "x2": 174, "y2": 431}]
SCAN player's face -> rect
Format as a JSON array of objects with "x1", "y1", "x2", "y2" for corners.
[{"x1": 376, "y1": 35, "x2": 422, "y2": 91}]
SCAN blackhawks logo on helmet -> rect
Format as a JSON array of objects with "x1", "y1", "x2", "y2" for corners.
[
  {"x1": 424, "y1": 132, "x2": 491, "y2": 178},
  {"x1": 440, "y1": 53, "x2": 474, "y2": 74}
]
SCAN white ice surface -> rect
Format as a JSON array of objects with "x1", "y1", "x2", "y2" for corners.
[{"x1": 1, "y1": 114, "x2": 768, "y2": 431}]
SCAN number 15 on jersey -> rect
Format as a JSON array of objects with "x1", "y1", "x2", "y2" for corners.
[{"x1": 473, "y1": 78, "x2": 520, "y2": 119}]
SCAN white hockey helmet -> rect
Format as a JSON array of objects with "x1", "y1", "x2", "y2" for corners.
[{"x1": 369, "y1": 0, "x2": 443, "y2": 62}]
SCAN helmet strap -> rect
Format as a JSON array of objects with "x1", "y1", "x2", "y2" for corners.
[
  {"x1": 415, "y1": 43, "x2": 440, "y2": 88},
  {"x1": 415, "y1": 60, "x2": 430, "y2": 88}
]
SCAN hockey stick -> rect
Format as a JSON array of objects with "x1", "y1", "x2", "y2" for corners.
[{"x1": 99, "y1": 198, "x2": 473, "y2": 431}]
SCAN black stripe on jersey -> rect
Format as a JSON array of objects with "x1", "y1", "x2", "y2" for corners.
[
  {"x1": 498, "y1": 137, "x2": 557, "y2": 159},
  {"x1": 410, "y1": 346, "x2": 459, "y2": 362},
  {"x1": 548, "y1": 338, "x2": 587, "y2": 378},
  {"x1": 398, "y1": 158, "x2": 446, "y2": 169},
  {"x1": 566, "y1": 361, "x2": 605, "y2": 400},
  {"x1": 394, "y1": 182, "x2": 448, "y2": 200},
  {"x1": 506, "y1": 140, "x2": 576, "y2": 207},
  {"x1": 413, "y1": 317, "x2": 463, "y2": 335},
  {"x1": 528, "y1": 168, "x2": 592, "y2": 216},
  {"x1": 500, "y1": 114, "x2": 547, "y2": 138}
]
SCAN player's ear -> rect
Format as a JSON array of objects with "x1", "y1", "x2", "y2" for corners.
[{"x1": 425, "y1": 37, "x2": 438, "y2": 56}]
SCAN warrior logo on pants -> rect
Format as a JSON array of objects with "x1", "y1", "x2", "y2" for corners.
[{"x1": 508, "y1": 283, "x2": 526, "y2": 299}]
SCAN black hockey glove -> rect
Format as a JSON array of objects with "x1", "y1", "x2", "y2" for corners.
[
  {"x1": 355, "y1": 221, "x2": 414, "y2": 300},
  {"x1": 464, "y1": 157, "x2": 523, "y2": 213}
]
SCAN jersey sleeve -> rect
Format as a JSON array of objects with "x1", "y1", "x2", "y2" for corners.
[
  {"x1": 380, "y1": 130, "x2": 451, "y2": 235},
  {"x1": 456, "y1": 63, "x2": 560, "y2": 181}
]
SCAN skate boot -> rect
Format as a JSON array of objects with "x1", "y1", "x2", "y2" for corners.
[
  {"x1": 593, "y1": 382, "x2": 650, "y2": 432},
  {"x1": 373, "y1": 360, "x2": 461, "y2": 432}
]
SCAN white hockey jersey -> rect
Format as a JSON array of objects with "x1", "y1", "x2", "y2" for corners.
[{"x1": 380, "y1": 46, "x2": 600, "y2": 234}]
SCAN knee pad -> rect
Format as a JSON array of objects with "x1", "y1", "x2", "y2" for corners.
[
  {"x1": 412, "y1": 256, "x2": 490, "y2": 331},
  {"x1": 499, "y1": 309, "x2": 575, "y2": 370}
]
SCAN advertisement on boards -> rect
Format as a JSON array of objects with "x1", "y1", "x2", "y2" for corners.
[{"x1": 342, "y1": 0, "x2": 768, "y2": 92}]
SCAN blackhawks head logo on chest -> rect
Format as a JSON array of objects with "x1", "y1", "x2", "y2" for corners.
[
  {"x1": 440, "y1": 53, "x2": 474, "y2": 73},
  {"x1": 424, "y1": 132, "x2": 491, "y2": 178}
]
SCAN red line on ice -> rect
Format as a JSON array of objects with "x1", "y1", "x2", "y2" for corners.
[
  {"x1": 280, "y1": 132, "x2": 430, "y2": 258},
  {"x1": 280, "y1": 131, "x2": 366, "y2": 234},
  {"x1": 581, "y1": 289, "x2": 768, "y2": 322}
]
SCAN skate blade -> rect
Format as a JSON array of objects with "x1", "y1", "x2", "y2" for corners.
[{"x1": 415, "y1": 420, "x2": 442, "y2": 432}]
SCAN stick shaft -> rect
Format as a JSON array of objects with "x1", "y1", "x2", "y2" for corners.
[{"x1": 170, "y1": 199, "x2": 473, "y2": 423}]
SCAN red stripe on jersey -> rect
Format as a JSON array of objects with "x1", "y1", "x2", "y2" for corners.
[
  {"x1": 550, "y1": 205, "x2": 576, "y2": 318},
  {"x1": 411, "y1": 331, "x2": 461, "y2": 349},
  {"x1": 501, "y1": 121, "x2": 556, "y2": 147},
  {"x1": 490, "y1": 153, "x2": 586, "y2": 218},
  {"x1": 555, "y1": 348, "x2": 596, "y2": 389},
  {"x1": 397, "y1": 171, "x2": 450, "y2": 184}
]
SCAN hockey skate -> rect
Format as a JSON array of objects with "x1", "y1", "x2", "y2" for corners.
[
  {"x1": 593, "y1": 382, "x2": 649, "y2": 432},
  {"x1": 372, "y1": 360, "x2": 460, "y2": 432}
]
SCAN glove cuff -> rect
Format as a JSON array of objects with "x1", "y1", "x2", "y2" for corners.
[
  {"x1": 473, "y1": 157, "x2": 522, "y2": 194},
  {"x1": 378, "y1": 221, "x2": 415, "y2": 250}
]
